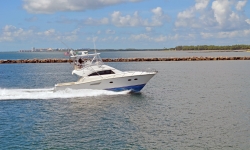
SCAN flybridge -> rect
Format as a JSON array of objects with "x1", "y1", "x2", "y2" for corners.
[{"x1": 70, "y1": 51, "x2": 104, "y2": 72}]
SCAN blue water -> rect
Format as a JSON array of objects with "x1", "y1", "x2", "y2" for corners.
[
  {"x1": 0, "y1": 52, "x2": 68, "y2": 60},
  {"x1": 1, "y1": 50, "x2": 250, "y2": 60},
  {"x1": 0, "y1": 51, "x2": 250, "y2": 149}
]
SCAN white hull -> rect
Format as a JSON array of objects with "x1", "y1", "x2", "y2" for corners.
[
  {"x1": 54, "y1": 51, "x2": 157, "y2": 92},
  {"x1": 55, "y1": 72, "x2": 156, "y2": 92}
]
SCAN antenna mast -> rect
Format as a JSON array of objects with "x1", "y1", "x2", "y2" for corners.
[
  {"x1": 93, "y1": 37, "x2": 97, "y2": 54},
  {"x1": 47, "y1": 30, "x2": 72, "y2": 51}
]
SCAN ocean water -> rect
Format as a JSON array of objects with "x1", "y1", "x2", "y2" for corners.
[
  {"x1": 1, "y1": 50, "x2": 250, "y2": 60},
  {"x1": 0, "y1": 51, "x2": 250, "y2": 149}
]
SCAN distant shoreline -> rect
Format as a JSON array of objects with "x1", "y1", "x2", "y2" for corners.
[
  {"x1": 0, "y1": 49, "x2": 249, "y2": 53},
  {"x1": 162, "y1": 50, "x2": 249, "y2": 52}
]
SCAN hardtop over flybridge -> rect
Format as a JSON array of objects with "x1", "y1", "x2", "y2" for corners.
[{"x1": 54, "y1": 50, "x2": 157, "y2": 92}]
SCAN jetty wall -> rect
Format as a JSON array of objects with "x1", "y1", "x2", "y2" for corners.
[{"x1": 0, "y1": 56, "x2": 250, "y2": 64}]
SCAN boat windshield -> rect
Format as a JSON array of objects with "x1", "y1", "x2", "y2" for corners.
[{"x1": 88, "y1": 70, "x2": 115, "y2": 76}]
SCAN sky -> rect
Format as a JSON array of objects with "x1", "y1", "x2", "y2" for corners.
[{"x1": 0, "y1": 0, "x2": 250, "y2": 51}]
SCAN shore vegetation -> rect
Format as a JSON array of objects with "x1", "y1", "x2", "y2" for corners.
[{"x1": 167, "y1": 44, "x2": 250, "y2": 51}]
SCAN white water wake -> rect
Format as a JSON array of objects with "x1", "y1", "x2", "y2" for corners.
[{"x1": 0, "y1": 88, "x2": 129, "y2": 100}]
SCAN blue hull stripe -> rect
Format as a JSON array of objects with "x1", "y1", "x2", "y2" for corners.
[{"x1": 105, "y1": 84, "x2": 146, "y2": 92}]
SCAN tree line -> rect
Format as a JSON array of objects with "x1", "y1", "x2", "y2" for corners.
[{"x1": 166, "y1": 45, "x2": 250, "y2": 51}]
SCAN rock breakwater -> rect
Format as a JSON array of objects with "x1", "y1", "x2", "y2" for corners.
[{"x1": 1, "y1": 56, "x2": 250, "y2": 64}]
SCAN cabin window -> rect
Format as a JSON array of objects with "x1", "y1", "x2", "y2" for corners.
[
  {"x1": 134, "y1": 78, "x2": 138, "y2": 80},
  {"x1": 88, "y1": 70, "x2": 115, "y2": 76},
  {"x1": 110, "y1": 81, "x2": 113, "y2": 83},
  {"x1": 128, "y1": 79, "x2": 131, "y2": 81}
]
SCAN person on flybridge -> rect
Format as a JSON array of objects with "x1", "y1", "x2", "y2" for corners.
[{"x1": 70, "y1": 50, "x2": 91, "y2": 69}]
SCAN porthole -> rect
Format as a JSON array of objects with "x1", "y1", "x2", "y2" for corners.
[
  {"x1": 128, "y1": 79, "x2": 131, "y2": 81},
  {"x1": 134, "y1": 78, "x2": 138, "y2": 80},
  {"x1": 110, "y1": 81, "x2": 113, "y2": 83}
]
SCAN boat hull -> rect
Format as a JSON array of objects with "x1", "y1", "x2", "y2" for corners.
[
  {"x1": 106, "y1": 84, "x2": 146, "y2": 92},
  {"x1": 54, "y1": 72, "x2": 156, "y2": 92}
]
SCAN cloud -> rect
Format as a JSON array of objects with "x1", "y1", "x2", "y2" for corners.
[
  {"x1": 111, "y1": 7, "x2": 169, "y2": 27},
  {"x1": 129, "y1": 33, "x2": 179, "y2": 42},
  {"x1": 23, "y1": 0, "x2": 144, "y2": 14},
  {"x1": 152, "y1": 7, "x2": 163, "y2": 16},
  {"x1": 106, "y1": 29, "x2": 116, "y2": 34},
  {"x1": 201, "y1": 29, "x2": 250, "y2": 39},
  {"x1": 38, "y1": 29, "x2": 79, "y2": 41},
  {"x1": 211, "y1": 0, "x2": 232, "y2": 25},
  {"x1": 151, "y1": 7, "x2": 170, "y2": 26},
  {"x1": 111, "y1": 11, "x2": 143, "y2": 26},
  {"x1": 97, "y1": 30, "x2": 101, "y2": 34},
  {"x1": 154, "y1": 35, "x2": 167, "y2": 42},
  {"x1": 175, "y1": 8, "x2": 196, "y2": 27},
  {"x1": 87, "y1": 36, "x2": 99, "y2": 42},
  {"x1": 145, "y1": 27, "x2": 152, "y2": 32},
  {"x1": 87, "y1": 36, "x2": 125, "y2": 43},
  {"x1": 175, "y1": 0, "x2": 210, "y2": 28},
  {"x1": 0, "y1": 25, "x2": 80, "y2": 42},
  {"x1": 56, "y1": 16, "x2": 78, "y2": 24},
  {"x1": 114, "y1": 36, "x2": 119, "y2": 41},
  {"x1": 85, "y1": 33, "x2": 173, "y2": 43},
  {"x1": 56, "y1": 16, "x2": 109, "y2": 25},
  {"x1": 195, "y1": 0, "x2": 210, "y2": 10},
  {"x1": 130, "y1": 34, "x2": 150, "y2": 41},
  {"x1": 53, "y1": 7, "x2": 169, "y2": 27},
  {"x1": 84, "y1": 32, "x2": 181, "y2": 44},
  {"x1": 175, "y1": 0, "x2": 250, "y2": 30},
  {"x1": 236, "y1": 0, "x2": 247, "y2": 11},
  {"x1": 25, "y1": 16, "x2": 38, "y2": 22},
  {"x1": 0, "y1": 25, "x2": 33, "y2": 42},
  {"x1": 82, "y1": 17, "x2": 109, "y2": 25},
  {"x1": 200, "y1": 32, "x2": 213, "y2": 38},
  {"x1": 246, "y1": 19, "x2": 250, "y2": 25}
]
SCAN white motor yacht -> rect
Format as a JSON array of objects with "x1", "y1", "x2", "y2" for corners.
[{"x1": 54, "y1": 51, "x2": 157, "y2": 92}]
